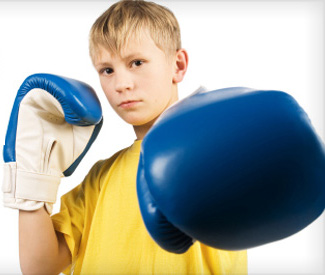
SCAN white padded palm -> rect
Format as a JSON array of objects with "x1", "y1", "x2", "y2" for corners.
[{"x1": 2, "y1": 88, "x2": 95, "y2": 214}]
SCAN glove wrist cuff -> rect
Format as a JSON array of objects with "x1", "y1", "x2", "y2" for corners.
[{"x1": 3, "y1": 162, "x2": 61, "y2": 203}]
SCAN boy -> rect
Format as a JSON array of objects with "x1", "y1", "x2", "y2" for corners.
[{"x1": 19, "y1": 0, "x2": 247, "y2": 274}]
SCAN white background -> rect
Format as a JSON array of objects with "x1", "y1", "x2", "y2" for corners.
[{"x1": 0, "y1": 0, "x2": 324, "y2": 274}]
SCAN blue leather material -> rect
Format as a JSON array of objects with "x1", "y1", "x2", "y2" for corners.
[
  {"x1": 63, "y1": 118, "x2": 103, "y2": 177},
  {"x1": 137, "y1": 87, "x2": 325, "y2": 252},
  {"x1": 3, "y1": 73, "x2": 102, "y2": 163},
  {"x1": 137, "y1": 154, "x2": 193, "y2": 254}
]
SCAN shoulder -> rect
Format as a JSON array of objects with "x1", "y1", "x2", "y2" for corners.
[
  {"x1": 55, "y1": 147, "x2": 129, "y2": 216},
  {"x1": 83, "y1": 147, "x2": 127, "y2": 191},
  {"x1": 62, "y1": 146, "x2": 131, "y2": 204}
]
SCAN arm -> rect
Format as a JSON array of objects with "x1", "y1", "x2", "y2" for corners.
[
  {"x1": 19, "y1": 206, "x2": 71, "y2": 274},
  {"x1": 2, "y1": 74, "x2": 102, "y2": 274}
]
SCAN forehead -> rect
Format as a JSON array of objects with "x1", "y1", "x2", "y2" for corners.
[{"x1": 93, "y1": 29, "x2": 165, "y2": 65}]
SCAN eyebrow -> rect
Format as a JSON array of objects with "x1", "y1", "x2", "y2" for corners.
[
  {"x1": 95, "y1": 62, "x2": 112, "y2": 68},
  {"x1": 95, "y1": 52, "x2": 145, "y2": 68},
  {"x1": 121, "y1": 52, "x2": 144, "y2": 61}
]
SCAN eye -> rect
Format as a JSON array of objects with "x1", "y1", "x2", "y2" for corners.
[
  {"x1": 100, "y1": 68, "x2": 113, "y2": 75},
  {"x1": 132, "y1": 60, "x2": 144, "y2": 67}
]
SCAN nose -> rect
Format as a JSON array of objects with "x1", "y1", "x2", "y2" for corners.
[{"x1": 114, "y1": 69, "x2": 134, "y2": 93}]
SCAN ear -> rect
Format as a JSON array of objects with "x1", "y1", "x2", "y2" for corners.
[{"x1": 172, "y1": 49, "x2": 189, "y2": 84}]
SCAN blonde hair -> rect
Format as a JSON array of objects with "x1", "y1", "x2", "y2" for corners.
[{"x1": 89, "y1": 0, "x2": 181, "y2": 61}]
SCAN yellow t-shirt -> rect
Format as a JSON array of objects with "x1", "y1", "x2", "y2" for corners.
[{"x1": 51, "y1": 140, "x2": 247, "y2": 274}]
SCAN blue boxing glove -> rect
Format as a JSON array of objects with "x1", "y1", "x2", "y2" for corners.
[
  {"x1": 2, "y1": 74, "x2": 102, "y2": 214},
  {"x1": 137, "y1": 87, "x2": 325, "y2": 253}
]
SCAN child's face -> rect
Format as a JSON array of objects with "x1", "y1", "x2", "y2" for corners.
[{"x1": 93, "y1": 29, "x2": 179, "y2": 127}]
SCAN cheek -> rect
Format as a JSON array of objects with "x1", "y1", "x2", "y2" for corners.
[
  {"x1": 104, "y1": 92, "x2": 116, "y2": 109},
  {"x1": 100, "y1": 79, "x2": 116, "y2": 107},
  {"x1": 148, "y1": 66, "x2": 173, "y2": 92},
  {"x1": 99, "y1": 78, "x2": 107, "y2": 94},
  {"x1": 100, "y1": 78, "x2": 111, "y2": 96}
]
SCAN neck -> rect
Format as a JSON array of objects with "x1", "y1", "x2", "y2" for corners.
[
  {"x1": 134, "y1": 87, "x2": 179, "y2": 140},
  {"x1": 133, "y1": 118, "x2": 156, "y2": 140}
]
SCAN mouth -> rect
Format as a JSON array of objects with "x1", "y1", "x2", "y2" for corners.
[{"x1": 118, "y1": 100, "x2": 142, "y2": 109}]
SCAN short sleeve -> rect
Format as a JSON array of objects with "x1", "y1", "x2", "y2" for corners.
[
  {"x1": 51, "y1": 160, "x2": 105, "y2": 274},
  {"x1": 51, "y1": 151, "x2": 123, "y2": 274},
  {"x1": 51, "y1": 184, "x2": 85, "y2": 261}
]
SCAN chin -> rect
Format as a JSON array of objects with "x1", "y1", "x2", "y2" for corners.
[
  {"x1": 120, "y1": 116, "x2": 146, "y2": 126},
  {"x1": 125, "y1": 115, "x2": 158, "y2": 127}
]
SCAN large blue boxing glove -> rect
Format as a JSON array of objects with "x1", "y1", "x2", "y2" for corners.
[
  {"x1": 137, "y1": 87, "x2": 325, "y2": 253},
  {"x1": 2, "y1": 74, "x2": 103, "y2": 214}
]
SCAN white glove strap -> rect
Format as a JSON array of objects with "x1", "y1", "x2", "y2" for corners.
[
  {"x1": 16, "y1": 169, "x2": 60, "y2": 202},
  {"x1": 2, "y1": 162, "x2": 16, "y2": 193},
  {"x1": 3, "y1": 162, "x2": 60, "y2": 211}
]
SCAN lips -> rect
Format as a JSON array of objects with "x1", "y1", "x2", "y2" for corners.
[{"x1": 118, "y1": 100, "x2": 141, "y2": 108}]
